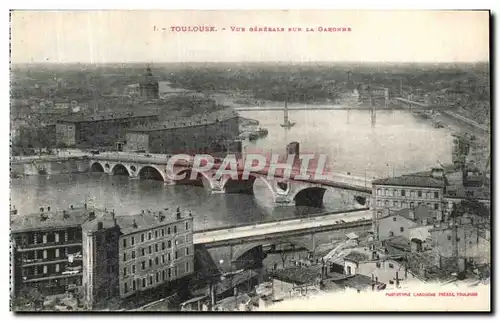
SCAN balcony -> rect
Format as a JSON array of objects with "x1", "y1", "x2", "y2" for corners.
[
  {"x1": 22, "y1": 270, "x2": 83, "y2": 283},
  {"x1": 16, "y1": 242, "x2": 82, "y2": 252},
  {"x1": 21, "y1": 256, "x2": 83, "y2": 267}
]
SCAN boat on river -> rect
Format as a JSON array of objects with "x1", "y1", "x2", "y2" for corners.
[{"x1": 280, "y1": 100, "x2": 295, "y2": 128}]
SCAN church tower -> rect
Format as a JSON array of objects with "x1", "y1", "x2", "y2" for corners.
[{"x1": 139, "y1": 65, "x2": 159, "y2": 100}]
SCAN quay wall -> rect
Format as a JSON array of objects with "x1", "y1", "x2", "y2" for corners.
[{"x1": 10, "y1": 159, "x2": 90, "y2": 176}]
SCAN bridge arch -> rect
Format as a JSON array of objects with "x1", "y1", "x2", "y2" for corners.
[
  {"x1": 138, "y1": 165, "x2": 165, "y2": 181},
  {"x1": 232, "y1": 239, "x2": 313, "y2": 263},
  {"x1": 174, "y1": 168, "x2": 213, "y2": 188},
  {"x1": 112, "y1": 164, "x2": 130, "y2": 176},
  {"x1": 221, "y1": 175, "x2": 258, "y2": 194},
  {"x1": 291, "y1": 186, "x2": 327, "y2": 208},
  {"x1": 90, "y1": 162, "x2": 105, "y2": 173}
]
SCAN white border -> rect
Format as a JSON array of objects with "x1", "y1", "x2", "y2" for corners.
[{"x1": 2, "y1": 1, "x2": 498, "y2": 320}]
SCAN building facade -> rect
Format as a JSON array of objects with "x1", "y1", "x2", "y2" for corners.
[
  {"x1": 56, "y1": 112, "x2": 159, "y2": 148},
  {"x1": 371, "y1": 168, "x2": 447, "y2": 239},
  {"x1": 125, "y1": 109, "x2": 241, "y2": 155},
  {"x1": 82, "y1": 208, "x2": 194, "y2": 309},
  {"x1": 10, "y1": 205, "x2": 98, "y2": 296}
]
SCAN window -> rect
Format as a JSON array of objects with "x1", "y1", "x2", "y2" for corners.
[
  {"x1": 376, "y1": 262, "x2": 381, "y2": 268},
  {"x1": 132, "y1": 251, "x2": 136, "y2": 259},
  {"x1": 156, "y1": 272, "x2": 159, "y2": 283},
  {"x1": 123, "y1": 238, "x2": 127, "y2": 248},
  {"x1": 456, "y1": 237, "x2": 461, "y2": 242},
  {"x1": 123, "y1": 253, "x2": 127, "y2": 262},
  {"x1": 131, "y1": 237, "x2": 135, "y2": 246},
  {"x1": 174, "y1": 266, "x2": 178, "y2": 277},
  {"x1": 42, "y1": 234, "x2": 47, "y2": 244},
  {"x1": 132, "y1": 265, "x2": 136, "y2": 273},
  {"x1": 185, "y1": 222, "x2": 189, "y2": 230},
  {"x1": 155, "y1": 244, "x2": 159, "y2": 252},
  {"x1": 434, "y1": 203, "x2": 439, "y2": 210},
  {"x1": 447, "y1": 235, "x2": 452, "y2": 241},
  {"x1": 161, "y1": 229, "x2": 165, "y2": 237},
  {"x1": 133, "y1": 280, "x2": 136, "y2": 291},
  {"x1": 377, "y1": 200, "x2": 382, "y2": 206},
  {"x1": 155, "y1": 231, "x2": 158, "y2": 238},
  {"x1": 155, "y1": 257, "x2": 159, "y2": 265},
  {"x1": 434, "y1": 192, "x2": 439, "y2": 199},
  {"x1": 168, "y1": 240, "x2": 172, "y2": 248},
  {"x1": 389, "y1": 280, "x2": 394, "y2": 285},
  {"x1": 174, "y1": 226, "x2": 177, "y2": 234},
  {"x1": 186, "y1": 247, "x2": 190, "y2": 256},
  {"x1": 149, "y1": 276, "x2": 153, "y2": 285},
  {"x1": 402, "y1": 202, "x2": 407, "y2": 208},
  {"x1": 162, "y1": 242, "x2": 165, "y2": 250},
  {"x1": 55, "y1": 233, "x2": 59, "y2": 243},
  {"x1": 148, "y1": 232, "x2": 152, "y2": 240},
  {"x1": 186, "y1": 261, "x2": 190, "y2": 272},
  {"x1": 43, "y1": 265, "x2": 48, "y2": 274},
  {"x1": 43, "y1": 250, "x2": 47, "y2": 259},
  {"x1": 142, "y1": 278, "x2": 146, "y2": 288},
  {"x1": 384, "y1": 200, "x2": 389, "y2": 207},
  {"x1": 400, "y1": 227, "x2": 404, "y2": 232},
  {"x1": 123, "y1": 267, "x2": 127, "y2": 276},
  {"x1": 418, "y1": 191, "x2": 422, "y2": 197},
  {"x1": 389, "y1": 231, "x2": 394, "y2": 237},
  {"x1": 149, "y1": 259, "x2": 152, "y2": 267},
  {"x1": 167, "y1": 253, "x2": 171, "y2": 261},
  {"x1": 162, "y1": 270, "x2": 166, "y2": 281},
  {"x1": 175, "y1": 251, "x2": 179, "y2": 259},
  {"x1": 141, "y1": 234, "x2": 145, "y2": 242},
  {"x1": 389, "y1": 263, "x2": 394, "y2": 268},
  {"x1": 393, "y1": 217, "x2": 397, "y2": 222},
  {"x1": 393, "y1": 201, "x2": 398, "y2": 207},
  {"x1": 175, "y1": 240, "x2": 179, "y2": 246},
  {"x1": 410, "y1": 191, "x2": 415, "y2": 197},
  {"x1": 55, "y1": 264, "x2": 60, "y2": 272},
  {"x1": 426, "y1": 192, "x2": 431, "y2": 199},
  {"x1": 162, "y1": 255, "x2": 165, "y2": 264},
  {"x1": 124, "y1": 283, "x2": 128, "y2": 293},
  {"x1": 141, "y1": 248, "x2": 145, "y2": 256},
  {"x1": 168, "y1": 268, "x2": 172, "y2": 278},
  {"x1": 377, "y1": 189, "x2": 381, "y2": 196},
  {"x1": 55, "y1": 249, "x2": 60, "y2": 258},
  {"x1": 149, "y1": 246, "x2": 152, "y2": 254},
  {"x1": 401, "y1": 190, "x2": 405, "y2": 197},
  {"x1": 410, "y1": 202, "x2": 414, "y2": 209},
  {"x1": 167, "y1": 227, "x2": 171, "y2": 235},
  {"x1": 141, "y1": 261, "x2": 146, "y2": 270}
]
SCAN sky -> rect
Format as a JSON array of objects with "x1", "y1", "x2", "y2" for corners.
[{"x1": 10, "y1": 10, "x2": 490, "y2": 64}]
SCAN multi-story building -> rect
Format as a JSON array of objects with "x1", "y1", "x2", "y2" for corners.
[
  {"x1": 10, "y1": 205, "x2": 99, "y2": 296},
  {"x1": 125, "y1": 108, "x2": 241, "y2": 156},
  {"x1": 371, "y1": 168, "x2": 447, "y2": 240},
  {"x1": 55, "y1": 111, "x2": 159, "y2": 149},
  {"x1": 82, "y1": 208, "x2": 194, "y2": 309}
]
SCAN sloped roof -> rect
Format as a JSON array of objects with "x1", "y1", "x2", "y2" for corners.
[{"x1": 373, "y1": 175, "x2": 445, "y2": 188}]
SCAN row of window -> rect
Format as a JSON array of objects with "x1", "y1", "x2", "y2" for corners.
[
  {"x1": 123, "y1": 247, "x2": 191, "y2": 276},
  {"x1": 122, "y1": 262, "x2": 190, "y2": 294},
  {"x1": 376, "y1": 200, "x2": 440, "y2": 210},
  {"x1": 122, "y1": 222, "x2": 190, "y2": 248},
  {"x1": 122, "y1": 237, "x2": 191, "y2": 262},
  {"x1": 376, "y1": 188, "x2": 440, "y2": 199}
]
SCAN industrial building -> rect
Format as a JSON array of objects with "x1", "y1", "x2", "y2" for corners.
[
  {"x1": 10, "y1": 205, "x2": 100, "y2": 296},
  {"x1": 125, "y1": 108, "x2": 241, "y2": 155},
  {"x1": 81, "y1": 208, "x2": 194, "y2": 309}
]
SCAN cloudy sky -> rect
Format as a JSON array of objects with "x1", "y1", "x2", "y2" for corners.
[{"x1": 11, "y1": 10, "x2": 490, "y2": 63}]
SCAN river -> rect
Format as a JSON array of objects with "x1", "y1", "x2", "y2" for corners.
[{"x1": 11, "y1": 109, "x2": 454, "y2": 231}]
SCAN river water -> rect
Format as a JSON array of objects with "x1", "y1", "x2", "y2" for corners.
[{"x1": 11, "y1": 109, "x2": 453, "y2": 230}]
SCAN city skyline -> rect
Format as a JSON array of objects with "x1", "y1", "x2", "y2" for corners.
[{"x1": 11, "y1": 10, "x2": 490, "y2": 64}]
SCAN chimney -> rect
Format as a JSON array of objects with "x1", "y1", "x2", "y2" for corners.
[
  {"x1": 47, "y1": 206, "x2": 51, "y2": 212},
  {"x1": 70, "y1": 204, "x2": 74, "y2": 210},
  {"x1": 111, "y1": 210, "x2": 116, "y2": 225},
  {"x1": 133, "y1": 219, "x2": 138, "y2": 228},
  {"x1": 409, "y1": 209, "x2": 415, "y2": 221},
  {"x1": 40, "y1": 207, "x2": 44, "y2": 213},
  {"x1": 84, "y1": 202, "x2": 87, "y2": 210}
]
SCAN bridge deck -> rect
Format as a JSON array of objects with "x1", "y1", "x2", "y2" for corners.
[{"x1": 193, "y1": 209, "x2": 372, "y2": 247}]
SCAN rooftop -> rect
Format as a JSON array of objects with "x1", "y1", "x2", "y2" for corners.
[
  {"x1": 324, "y1": 274, "x2": 382, "y2": 291},
  {"x1": 57, "y1": 110, "x2": 159, "y2": 123},
  {"x1": 11, "y1": 205, "x2": 99, "y2": 233},
  {"x1": 373, "y1": 174, "x2": 446, "y2": 188},
  {"x1": 213, "y1": 294, "x2": 252, "y2": 311},
  {"x1": 82, "y1": 208, "x2": 193, "y2": 235},
  {"x1": 129, "y1": 108, "x2": 239, "y2": 132},
  {"x1": 270, "y1": 266, "x2": 322, "y2": 285},
  {"x1": 343, "y1": 251, "x2": 370, "y2": 263}
]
